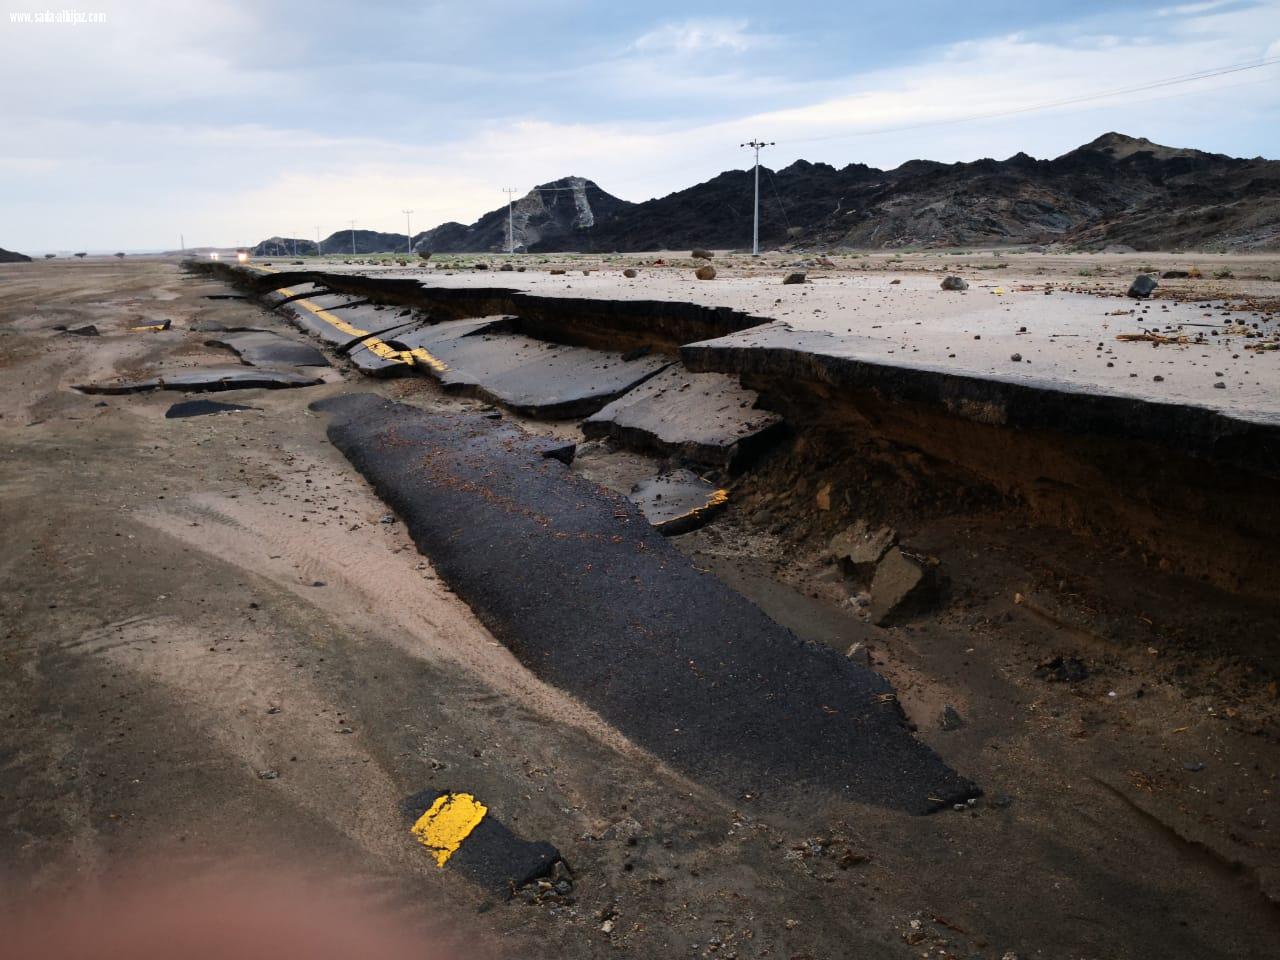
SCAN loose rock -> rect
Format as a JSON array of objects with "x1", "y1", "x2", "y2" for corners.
[
  {"x1": 940, "y1": 276, "x2": 969, "y2": 291},
  {"x1": 1127, "y1": 274, "x2": 1158, "y2": 298},
  {"x1": 691, "y1": 248, "x2": 713, "y2": 260},
  {"x1": 939, "y1": 705, "x2": 965, "y2": 731},
  {"x1": 782, "y1": 272, "x2": 807, "y2": 285},
  {"x1": 830, "y1": 520, "x2": 896, "y2": 583},
  {"x1": 694, "y1": 265, "x2": 717, "y2": 281},
  {"x1": 869, "y1": 547, "x2": 944, "y2": 625}
]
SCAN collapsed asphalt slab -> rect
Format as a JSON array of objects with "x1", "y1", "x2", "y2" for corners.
[
  {"x1": 205, "y1": 330, "x2": 331, "y2": 367},
  {"x1": 74, "y1": 365, "x2": 324, "y2": 394},
  {"x1": 413, "y1": 331, "x2": 672, "y2": 419},
  {"x1": 627, "y1": 469, "x2": 727, "y2": 535},
  {"x1": 312, "y1": 393, "x2": 977, "y2": 814},
  {"x1": 584, "y1": 366, "x2": 784, "y2": 469}
]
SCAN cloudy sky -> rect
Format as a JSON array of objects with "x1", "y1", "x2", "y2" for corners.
[{"x1": 2, "y1": 0, "x2": 1277, "y2": 251}]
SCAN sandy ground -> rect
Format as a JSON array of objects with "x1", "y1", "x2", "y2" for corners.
[{"x1": 1, "y1": 258, "x2": 1278, "y2": 959}]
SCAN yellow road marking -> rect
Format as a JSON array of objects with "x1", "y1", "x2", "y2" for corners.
[
  {"x1": 660, "y1": 487, "x2": 729, "y2": 529},
  {"x1": 272, "y1": 283, "x2": 447, "y2": 373},
  {"x1": 411, "y1": 792, "x2": 488, "y2": 867}
]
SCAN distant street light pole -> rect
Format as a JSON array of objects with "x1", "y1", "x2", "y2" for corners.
[
  {"x1": 402, "y1": 209, "x2": 414, "y2": 255},
  {"x1": 349, "y1": 220, "x2": 357, "y2": 255},
  {"x1": 502, "y1": 187, "x2": 518, "y2": 254},
  {"x1": 740, "y1": 139, "x2": 774, "y2": 256},
  {"x1": 315, "y1": 226, "x2": 321, "y2": 257}
]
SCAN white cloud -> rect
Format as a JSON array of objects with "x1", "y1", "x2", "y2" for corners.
[{"x1": 633, "y1": 18, "x2": 771, "y2": 54}]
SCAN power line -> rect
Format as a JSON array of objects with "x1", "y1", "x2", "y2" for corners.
[{"x1": 785, "y1": 55, "x2": 1280, "y2": 145}]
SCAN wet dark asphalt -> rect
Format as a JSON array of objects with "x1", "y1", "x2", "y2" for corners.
[{"x1": 313, "y1": 393, "x2": 978, "y2": 815}]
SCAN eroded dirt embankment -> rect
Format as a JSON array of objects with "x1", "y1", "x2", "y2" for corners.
[{"x1": 683, "y1": 346, "x2": 1280, "y2": 602}]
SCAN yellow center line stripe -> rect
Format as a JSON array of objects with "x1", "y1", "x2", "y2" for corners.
[
  {"x1": 410, "y1": 792, "x2": 488, "y2": 867},
  {"x1": 272, "y1": 282, "x2": 447, "y2": 373}
]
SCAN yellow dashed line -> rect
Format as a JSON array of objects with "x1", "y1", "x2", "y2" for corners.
[{"x1": 411, "y1": 792, "x2": 488, "y2": 867}]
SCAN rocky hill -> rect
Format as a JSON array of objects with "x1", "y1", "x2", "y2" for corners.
[
  {"x1": 0, "y1": 247, "x2": 32, "y2": 263},
  {"x1": 583, "y1": 133, "x2": 1279, "y2": 252},
  {"x1": 253, "y1": 134, "x2": 1279, "y2": 254},
  {"x1": 416, "y1": 177, "x2": 632, "y2": 253}
]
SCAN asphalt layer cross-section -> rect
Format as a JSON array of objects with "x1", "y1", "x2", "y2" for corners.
[{"x1": 313, "y1": 393, "x2": 978, "y2": 814}]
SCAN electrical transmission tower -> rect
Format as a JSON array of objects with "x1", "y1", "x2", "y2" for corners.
[
  {"x1": 740, "y1": 139, "x2": 774, "y2": 256},
  {"x1": 502, "y1": 188, "x2": 518, "y2": 254}
]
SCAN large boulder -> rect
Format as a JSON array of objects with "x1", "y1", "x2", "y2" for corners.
[
  {"x1": 1127, "y1": 274, "x2": 1158, "y2": 298},
  {"x1": 695, "y1": 265, "x2": 717, "y2": 280},
  {"x1": 691, "y1": 248, "x2": 713, "y2": 260},
  {"x1": 940, "y1": 276, "x2": 968, "y2": 291}
]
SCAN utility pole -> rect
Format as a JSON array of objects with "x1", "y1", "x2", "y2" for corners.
[
  {"x1": 402, "y1": 209, "x2": 414, "y2": 254},
  {"x1": 502, "y1": 187, "x2": 518, "y2": 254},
  {"x1": 740, "y1": 139, "x2": 774, "y2": 256},
  {"x1": 315, "y1": 226, "x2": 321, "y2": 257},
  {"x1": 349, "y1": 220, "x2": 357, "y2": 255}
]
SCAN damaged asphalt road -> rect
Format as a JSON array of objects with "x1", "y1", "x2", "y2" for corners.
[{"x1": 312, "y1": 393, "x2": 978, "y2": 814}]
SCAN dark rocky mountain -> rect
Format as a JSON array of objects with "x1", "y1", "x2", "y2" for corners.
[
  {"x1": 415, "y1": 177, "x2": 633, "y2": 253},
  {"x1": 253, "y1": 134, "x2": 1279, "y2": 254},
  {"x1": 581, "y1": 133, "x2": 1279, "y2": 252},
  {"x1": 0, "y1": 247, "x2": 32, "y2": 263}
]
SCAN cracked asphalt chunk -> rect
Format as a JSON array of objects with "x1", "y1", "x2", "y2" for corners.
[
  {"x1": 204, "y1": 330, "x2": 330, "y2": 368},
  {"x1": 165, "y1": 399, "x2": 258, "y2": 418},
  {"x1": 313, "y1": 393, "x2": 977, "y2": 814},
  {"x1": 404, "y1": 790, "x2": 561, "y2": 895},
  {"x1": 74, "y1": 365, "x2": 323, "y2": 394}
]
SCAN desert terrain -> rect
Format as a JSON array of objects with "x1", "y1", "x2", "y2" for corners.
[{"x1": 1, "y1": 252, "x2": 1278, "y2": 960}]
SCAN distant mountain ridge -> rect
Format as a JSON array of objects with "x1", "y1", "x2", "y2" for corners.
[
  {"x1": 253, "y1": 134, "x2": 1280, "y2": 254},
  {"x1": 0, "y1": 246, "x2": 32, "y2": 263}
]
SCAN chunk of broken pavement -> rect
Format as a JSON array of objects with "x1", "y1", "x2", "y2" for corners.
[
  {"x1": 869, "y1": 547, "x2": 944, "y2": 626},
  {"x1": 1127, "y1": 274, "x2": 1158, "y2": 299},
  {"x1": 940, "y1": 276, "x2": 968, "y2": 291},
  {"x1": 830, "y1": 519, "x2": 896, "y2": 583}
]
